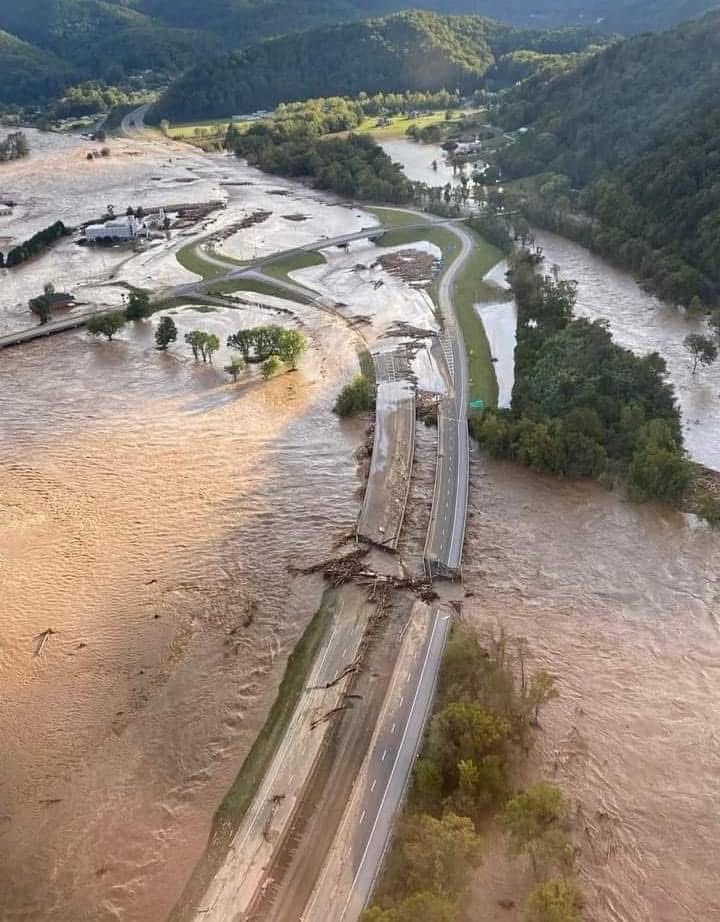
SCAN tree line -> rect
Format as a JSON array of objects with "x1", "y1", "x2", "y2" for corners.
[
  {"x1": 471, "y1": 249, "x2": 695, "y2": 505},
  {"x1": 226, "y1": 119, "x2": 414, "y2": 204},
  {"x1": 363, "y1": 624, "x2": 581, "y2": 922},
  {"x1": 2, "y1": 221, "x2": 71, "y2": 269}
]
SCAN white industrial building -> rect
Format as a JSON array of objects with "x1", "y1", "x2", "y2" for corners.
[{"x1": 84, "y1": 215, "x2": 149, "y2": 243}]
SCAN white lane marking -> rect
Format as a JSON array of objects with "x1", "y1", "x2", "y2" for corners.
[
  {"x1": 381, "y1": 748, "x2": 388, "y2": 762},
  {"x1": 399, "y1": 696, "x2": 404, "y2": 707},
  {"x1": 390, "y1": 723, "x2": 396, "y2": 735},
  {"x1": 339, "y1": 612, "x2": 443, "y2": 920},
  {"x1": 359, "y1": 809, "x2": 366, "y2": 825},
  {"x1": 370, "y1": 779, "x2": 377, "y2": 793}
]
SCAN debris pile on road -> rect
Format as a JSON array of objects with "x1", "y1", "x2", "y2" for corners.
[{"x1": 291, "y1": 546, "x2": 438, "y2": 600}]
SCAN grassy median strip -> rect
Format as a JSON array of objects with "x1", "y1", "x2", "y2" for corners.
[
  {"x1": 169, "y1": 590, "x2": 338, "y2": 922},
  {"x1": 368, "y1": 206, "x2": 505, "y2": 406},
  {"x1": 263, "y1": 250, "x2": 326, "y2": 285}
]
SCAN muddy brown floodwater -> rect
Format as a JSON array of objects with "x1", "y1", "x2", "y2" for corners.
[
  {"x1": 0, "y1": 310, "x2": 363, "y2": 920},
  {"x1": 463, "y1": 455, "x2": 720, "y2": 922}
]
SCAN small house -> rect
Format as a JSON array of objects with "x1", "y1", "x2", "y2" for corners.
[{"x1": 29, "y1": 292, "x2": 75, "y2": 314}]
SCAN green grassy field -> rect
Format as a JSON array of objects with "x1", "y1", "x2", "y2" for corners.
[
  {"x1": 328, "y1": 111, "x2": 462, "y2": 140},
  {"x1": 165, "y1": 118, "x2": 236, "y2": 140},
  {"x1": 206, "y1": 278, "x2": 310, "y2": 304},
  {"x1": 262, "y1": 250, "x2": 326, "y2": 284}
]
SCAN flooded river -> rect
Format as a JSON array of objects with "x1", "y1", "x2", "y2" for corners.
[
  {"x1": 534, "y1": 231, "x2": 720, "y2": 470},
  {"x1": 2, "y1": 127, "x2": 719, "y2": 922},
  {"x1": 0, "y1": 130, "x2": 367, "y2": 921},
  {"x1": 464, "y1": 457, "x2": 720, "y2": 922}
]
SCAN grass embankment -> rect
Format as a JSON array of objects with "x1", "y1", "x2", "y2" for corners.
[
  {"x1": 263, "y1": 250, "x2": 326, "y2": 286},
  {"x1": 169, "y1": 590, "x2": 339, "y2": 922},
  {"x1": 176, "y1": 242, "x2": 226, "y2": 281},
  {"x1": 454, "y1": 231, "x2": 504, "y2": 409},
  {"x1": 206, "y1": 278, "x2": 310, "y2": 305},
  {"x1": 368, "y1": 207, "x2": 504, "y2": 408}
]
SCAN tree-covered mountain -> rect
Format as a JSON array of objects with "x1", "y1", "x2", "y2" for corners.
[
  {"x1": 0, "y1": 29, "x2": 74, "y2": 107},
  {"x1": 0, "y1": 0, "x2": 219, "y2": 105},
  {"x1": 133, "y1": 0, "x2": 719, "y2": 39},
  {"x1": 498, "y1": 11, "x2": 720, "y2": 306},
  {"x1": 0, "y1": 0, "x2": 715, "y2": 110},
  {"x1": 150, "y1": 10, "x2": 606, "y2": 121}
]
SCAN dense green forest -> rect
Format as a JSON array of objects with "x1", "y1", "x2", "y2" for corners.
[
  {"x1": 0, "y1": 0, "x2": 218, "y2": 106},
  {"x1": 150, "y1": 11, "x2": 605, "y2": 122},
  {"x1": 226, "y1": 109, "x2": 414, "y2": 202},
  {"x1": 495, "y1": 11, "x2": 720, "y2": 306},
  {"x1": 122, "y1": 0, "x2": 720, "y2": 38},
  {"x1": 471, "y1": 250, "x2": 693, "y2": 503},
  {"x1": 0, "y1": 1, "x2": 714, "y2": 110},
  {"x1": 0, "y1": 29, "x2": 73, "y2": 107}
]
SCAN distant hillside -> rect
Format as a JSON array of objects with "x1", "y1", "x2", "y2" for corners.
[
  {"x1": 134, "y1": 0, "x2": 719, "y2": 39},
  {"x1": 498, "y1": 11, "x2": 720, "y2": 305},
  {"x1": 0, "y1": 0, "x2": 218, "y2": 91},
  {"x1": 151, "y1": 10, "x2": 605, "y2": 122},
  {"x1": 0, "y1": 0, "x2": 715, "y2": 110},
  {"x1": 0, "y1": 29, "x2": 73, "y2": 106}
]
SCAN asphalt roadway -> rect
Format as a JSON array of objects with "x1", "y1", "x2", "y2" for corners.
[
  {"x1": 301, "y1": 607, "x2": 451, "y2": 922},
  {"x1": 424, "y1": 221, "x2": 474, "y2": 576}
]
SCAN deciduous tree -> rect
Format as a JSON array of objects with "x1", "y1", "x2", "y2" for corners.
[
  {"x1": 87, "y1": 312, "x2": 126, "y2": 341},
  {"x1": 155, "y1": 316, "x2": 177, "y2": 350}
]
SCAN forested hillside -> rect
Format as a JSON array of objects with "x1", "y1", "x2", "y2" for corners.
[
  {"x1": 150, "y1": 11, "x2": 604, "y2": 122},
  {"x1": 497, "y1": 11, "x2": 720, "y2": 306},
  {"x1": 133, "y1": 0, "x2": 719, "y2": 38},
  {"x1": 0, "y1": 30, "x2": 73, "y2": 107},
  {"x1": 0, "y1": 0, "x2": 715, "y2": 110},
  {"x1": 0, "y1": 0, "x2": 218, "y2": 105}
]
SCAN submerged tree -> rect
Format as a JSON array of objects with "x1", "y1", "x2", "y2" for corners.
[
  {"x1": 33, "y1": 282, "x2": 55, "y2": 325},
  {"x1": 224, "y1": 356, "x2": 245, "y2": 382},
  {"x1": 86, "y1": 311, "x2": 126, "y2": 342},
  {"x1": 155, "y1": 316, "x2": 177, "y2": 350},
  {"x1": 684, "y1": 333, "x2": 718, "y2": 374},
  {"x1": 125, "y1": 289, "x2": 152, "y2": 321},
  {"x1": 524, "y1": 878, "x2": 583, "y2": 922}
]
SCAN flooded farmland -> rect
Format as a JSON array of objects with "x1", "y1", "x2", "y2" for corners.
[{"x1": 0, "y1": 130, "x2": 370, "y2": 921}]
